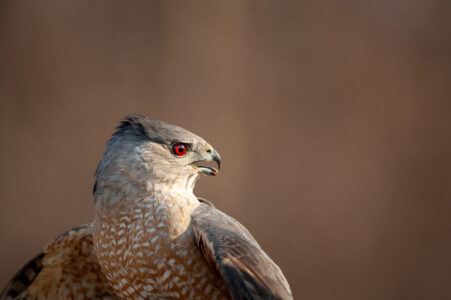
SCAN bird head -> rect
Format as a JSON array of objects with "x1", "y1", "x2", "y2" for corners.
[{"x1": 94, "y1": 114, "x2": 221, "y2": 202}]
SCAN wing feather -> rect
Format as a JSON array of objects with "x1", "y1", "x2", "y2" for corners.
[
  {"x1": 0, "y1": 224, "x2": 117, "y2": 300},
  {"x1": 191, "y1": 203, "x2": 293, "y2": 300}
]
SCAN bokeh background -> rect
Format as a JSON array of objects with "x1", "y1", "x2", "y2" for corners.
[{"x1": 1, "y1": 1, "x2": 450, "y2": 299}]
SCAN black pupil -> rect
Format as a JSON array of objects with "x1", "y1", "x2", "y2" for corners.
[{"x1": 176, "y1": 144, "x2": 185, "y2": 155}]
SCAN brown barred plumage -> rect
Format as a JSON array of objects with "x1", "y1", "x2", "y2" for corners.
[{"x1": 1, "y1": 225, "x2": 116, "y2": 300}]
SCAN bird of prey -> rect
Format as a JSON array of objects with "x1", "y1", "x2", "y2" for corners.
[{"x1": 1, "y1": 114, "x2": 293, "y2": 300}]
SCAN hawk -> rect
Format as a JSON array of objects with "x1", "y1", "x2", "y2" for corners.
[{"x1": 1, "y1": 114, "x2": 293, "y2": 300}]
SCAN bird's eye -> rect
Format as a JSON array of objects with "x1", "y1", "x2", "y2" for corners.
[{"x1": 172, "y1": 143, "x2": 188, "y2": 156}]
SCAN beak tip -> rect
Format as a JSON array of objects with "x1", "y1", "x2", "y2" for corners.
[{"x1": 212, "y1": 150, "x2": 221, "y2": 170}]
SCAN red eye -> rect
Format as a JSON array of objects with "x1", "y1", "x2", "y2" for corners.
[{"x1": 173, "y1": 143, "x2": 188, "y2": 156}]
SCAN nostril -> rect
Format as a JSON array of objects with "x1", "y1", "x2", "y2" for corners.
[{"x1": 206, "y1": 148, "x2": 212, "y2": 154}]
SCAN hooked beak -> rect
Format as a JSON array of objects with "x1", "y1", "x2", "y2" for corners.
[{"x1": 192, "y1": 149, "x2": 221, "y2": 176}]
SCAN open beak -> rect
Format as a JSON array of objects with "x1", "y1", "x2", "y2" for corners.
[{"x1": 193, "y1": 149, "x2": 221, "y2": 176}]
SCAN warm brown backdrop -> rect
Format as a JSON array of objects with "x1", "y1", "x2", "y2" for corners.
[{"x1": 1, "y1": 1, "x2": 450, "y2": 299}]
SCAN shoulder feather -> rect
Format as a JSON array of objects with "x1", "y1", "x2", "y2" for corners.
[{"x1": 0, "y1": 224, "x2": 117, "y2": 300}]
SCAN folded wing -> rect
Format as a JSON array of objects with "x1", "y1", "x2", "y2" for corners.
[
  {"x1": 191, "y1": 204, "x2": 293, "y2": 300},
  {"x1": 0, "y1": 224, "x2": 117, "y2": 300}
]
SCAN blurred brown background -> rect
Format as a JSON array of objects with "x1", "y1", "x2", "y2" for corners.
[{"x1": 1, "y1": 1, "x2": 450, "y2": 299}]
